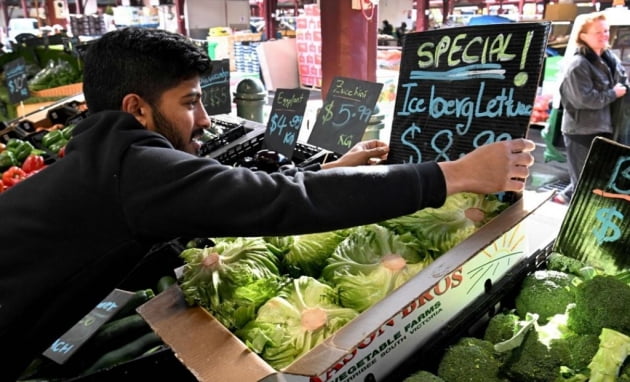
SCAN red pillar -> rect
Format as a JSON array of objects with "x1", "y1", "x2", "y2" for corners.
[
  {"x1": 320, "y1": 1, "x2": 377, "y2": 97},
  {"x1": 264, "y1": 0, "x2": 277, "y2": 40},
  {"x1": 175, "y1": 0, "x2": 185, "y2": 35}
]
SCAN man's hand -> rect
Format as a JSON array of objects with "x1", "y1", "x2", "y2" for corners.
[
  {"x1": 321, "y1": 139, "x2": 389, "y2": 169},
  {"x1": 438, "y1": 139, "x2": 536, "y2": 195}
]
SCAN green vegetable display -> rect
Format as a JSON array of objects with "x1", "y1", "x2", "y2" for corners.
[
  {"x1": 514, "y1": 270, "x2": 580, "y2": 325},
  {"x1": 264, "y1": 228, "x2": 350, "y2": 278},
  {"x1": 28, "y1": 59, "x2": 81, "y2": 92},
  {"x1": 179, "y1": 237, "x2": 285, "y2": 330},
  {"x1": 380, "y1": 192, "x2": 508, "y2": 256},
  {"x1": 437, "y1": 337, "x2": 508, "y2": 382},
  {"x1": 236, "y1": 276, "x2": 359, "y2": 370},
  {"x1": 402, "y1": 254, "x2": 630, "y2": 382},
  {"x1": 321, "y1": 224, "x2": 430, "y2": 312},
  {"x1": 0, "y1": 150, "x2": 17, "y2": 171},
  {"x1": 567, "y1": 275, "x2": 630, "y2": 336}
]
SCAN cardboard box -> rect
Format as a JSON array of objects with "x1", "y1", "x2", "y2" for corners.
[{"x1": 138, "y1": 191, "x2": 554, "y2": 382}]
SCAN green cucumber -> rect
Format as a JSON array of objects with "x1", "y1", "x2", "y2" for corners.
[
  {"x1": 81, "y1": 332, "x2": 163, "y2": 375},
  {"x1": 156, "y1": 275, "x2": 177, "y2": 293},
  {"x1": 110, "y1": 289, "x2": 155, "y2": 321}
]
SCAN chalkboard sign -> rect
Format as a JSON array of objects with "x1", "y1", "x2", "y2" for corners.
[
  {"x1": 264, "y1": 88, "x2": 310, "y2": 157},
  {"x1": 308, "y1": 76, "x2": 383, "y2": 154},
  {"x1": 43, "y1": 289, "x2": 135, "y2": 364},
  {"x1": 4, "y1": 57, "x2": 29, "y2": 104},
  {"x1": 554, "y1": 137, "x2": 630, "y2": 273},
  {"x1": 387, "y1": 22, "x2": 551, "y2": 164},
  {"x1": 201, "y1": 58, "x2": 231, "y2": 116}
]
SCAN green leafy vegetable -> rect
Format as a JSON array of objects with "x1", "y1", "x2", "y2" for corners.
[
  {"x1": 236, "y1": 276, "x2": 358, "y2": 370},
  {"x1": 380, "y1": 192, "x2": 508, "y2": 256},
  {"x1": 179, "y1": 237, "x2": 284, "y2": 330},
  {"x1": 264, "y1": 229, "x2": 350, "y2": 278},
  {"x1": 322, "y1": 224, "x2": 430, "y2": 312}
]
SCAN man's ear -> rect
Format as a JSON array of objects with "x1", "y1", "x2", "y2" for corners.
[{"x1": 121, "y1": 94, "x2": 150, "y2": 128}]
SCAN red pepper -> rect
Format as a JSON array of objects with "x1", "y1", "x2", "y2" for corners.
[
  {"x1": 57, "y1": 146, "x2": 65, "y2": 158},
  {"x1": 22, "y1": 154, "x2": 46, "y2": 174},
  {"x1": 2, "y1": 166, "x2": 27, "y2": 187},
  {"x1": 0, "y1": 179, "x2": 6, "y2": 192}
]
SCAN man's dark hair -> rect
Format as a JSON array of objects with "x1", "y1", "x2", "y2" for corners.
[{"x1": 82, "y1": 27, "x2": 211, "y2": 113}]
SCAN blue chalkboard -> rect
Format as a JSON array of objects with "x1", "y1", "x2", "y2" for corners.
[
  {"x1": 308, "y1": 76, "x2": 383, "y2": 154},
  {"x1": 387, "y1": 22, "x2": 551, "y2": 164},
  {"x1": 201, "y1": 59, "x2": 231, "y2": 116},
  {"x1": 4, "y1": 57, "x2": 29, "y2": 104},
  {"x1": 43, "y1": 289, "x2": 135, "y2": 364},
  {"x1": 264, "y1": 88, "x2": 310, "y2": 158}
]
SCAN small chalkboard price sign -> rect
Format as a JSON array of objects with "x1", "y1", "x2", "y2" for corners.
[
  {"x1": 43, "y1": 289, "x2": 135, "y2": 364},
  {"x1": 308, "y1": 76, "x2": 383, "y2": 154},
  {"x1": 201, "y1": 58, "x2": 231, "y2": 116},
  {"x1": 554, "y1": 137, "x2": 630, "y2": 273},
  {"x1": 387, "y1": 22, "x2": 551, "y2": 164},
  {"x1": 4, "y1": 57, "x2": 29, "y2": 104},
  {"x1": 264, "y1": 88, "x2": 310, "y2": 157}
]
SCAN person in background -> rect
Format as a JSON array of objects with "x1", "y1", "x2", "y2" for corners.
[
  {"x1": 380, "y1": 19, "x2": 394, "y2": 36},
  {"x1": 555, "y1": 11, "x2": 628, "y2": 204},
  {"x1": 396, "y1": 22, "x2": 408, "y2": 46},
  {"x1": 0, "y1": 27, "x2": 535, "y2": 380}
]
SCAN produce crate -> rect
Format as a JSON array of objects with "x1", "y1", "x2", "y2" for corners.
[
  {"x1": 138, "y1": 190, "x2": 555, "y2": 382},
  {"x1": 31, "y1": 82, "x2": 83, "y2": 98},
  {"x1": 203, "y1": 116, "x2": 340, "y2": 168}
]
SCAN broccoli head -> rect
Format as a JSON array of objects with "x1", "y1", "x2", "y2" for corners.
[
  {"x1": 402, "y1": 370, "x2": 445, "y2": 382},
  {"x1": 567, "y1": 275, "x2": 630, "y2": 335},
  {"x1": 503, "y1": 327, "x2": 567, "y2": 382},
  {"x1": 546, "y1": 252, "x2": 595, "y2": 279},
  {"x1": 437, "y1": 337, "x2": 508, "y2": 382},
  {"x1": 484, "y1": 311, "x2": 521, "y2": 344},
  {"x1": 549, "y1": 333, "x2": 600, "y2": 373},
  {"x1": 514, "y1": 270, "x2": 579, "y2": 325}
]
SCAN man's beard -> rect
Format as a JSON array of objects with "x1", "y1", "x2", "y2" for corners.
[{"x1": 152, "y1": 108, "x2": 191, "y2": 154}]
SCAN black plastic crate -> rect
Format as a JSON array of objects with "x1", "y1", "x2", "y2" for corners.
[{"x1": 209, "y1": 130, "x2": 340, "y2": 168}]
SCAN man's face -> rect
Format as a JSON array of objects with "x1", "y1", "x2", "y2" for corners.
[{"x1": 146, "y1": 77, "x2": 210, "y2": 155}]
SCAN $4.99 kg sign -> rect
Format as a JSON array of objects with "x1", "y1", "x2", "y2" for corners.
[
  {"x1": 201, "y1": 59, "x2": 231, "y2": 116},
  {"x1": 308, "y1": 76, "x2": 383, "y2": 154},
  {"x1": 264, "y1": 88, "x2": 310, "y2": 158},
  {"x1": 4, "y1": 57, "x2": 29, "y2": 104},
  {"x1": 387, "y1": 22, "x2": 550, "y2": 164}
]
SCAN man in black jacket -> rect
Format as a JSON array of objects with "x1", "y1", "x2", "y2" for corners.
[{"x1": 0, "y1": 27, "x2": 535, "y2": 380}]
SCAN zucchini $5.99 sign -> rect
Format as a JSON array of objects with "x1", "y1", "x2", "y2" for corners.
[
  {"x1": 308, "y1": 76, "x2": 383, "y2": 154},
  {"x1": 387, "y1": 22, "x2": 550, "y2": 164}
]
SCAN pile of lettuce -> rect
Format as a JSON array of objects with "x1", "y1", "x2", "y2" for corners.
[{"x1": 179, "y1": 192, "x2": 509, "y2": 369}]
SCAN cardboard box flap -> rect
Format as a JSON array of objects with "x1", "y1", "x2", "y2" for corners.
[
  {"x1": 553, "y1": 137, "x2": 630, "y2": 273},
  {"x1": 138, "y1": 285, "x2": 275, "y2": 382}
]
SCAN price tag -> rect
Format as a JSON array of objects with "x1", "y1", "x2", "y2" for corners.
[
  {"x1": 4, "y1": 57, "x2": 30, "y2": 104},
  {"x1": 308, "y1": 76, "x2": 383, "y2": 154},
  {"x1": 43, "y1": 289, "x2": 135, "y2": 364},
  {"x1": 264, "y1": 88, "x2": 310, "y2": 158},
  {"x1": 201, "y1": 58, "x2": 231, "y2": 116},
  {"x1": 387, "y1": 22, "x2": 551, "y2": 164}
]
